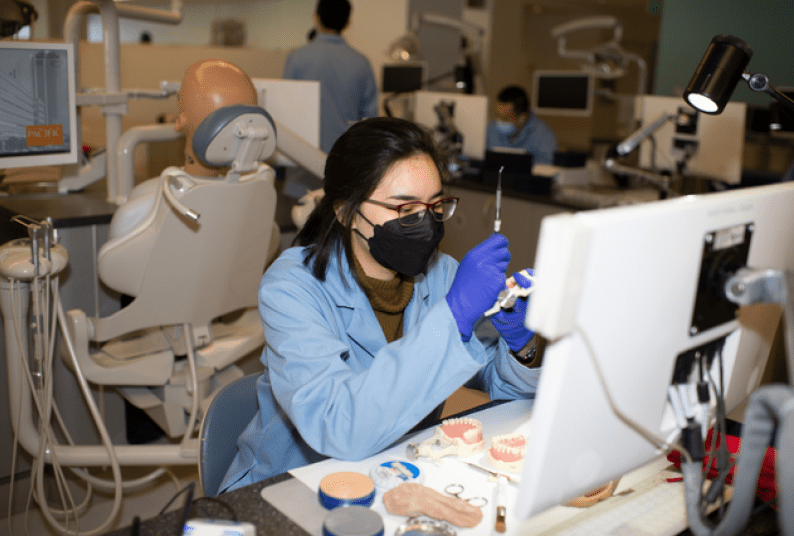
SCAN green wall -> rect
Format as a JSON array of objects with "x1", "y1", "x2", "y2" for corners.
[{"x1": 655, "y1": 0, "x2": 794, "y2": 105}]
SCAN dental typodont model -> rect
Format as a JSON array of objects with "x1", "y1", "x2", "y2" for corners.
[
  {"x1": 486, "y1": 433, "x2": 527, "y2": 473},
  {"x1": 406, "y1": 418, "x2": 485, "y2": 462}
]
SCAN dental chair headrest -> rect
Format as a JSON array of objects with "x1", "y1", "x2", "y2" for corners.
[{"x1": 192, "y1": 104, "x2": 278, "y2": 179}]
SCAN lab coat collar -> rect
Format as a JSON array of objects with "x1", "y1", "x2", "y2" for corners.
[{"x1": 323, "y1": 247, "x2": 434, "y2": 358}]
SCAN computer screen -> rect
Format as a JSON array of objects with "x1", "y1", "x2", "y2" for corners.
[
  {"x1": 531, "y1": 70, "x2": 594, "y2": 117},
  {"x1": 382, "y1": 63, "x2": 427, "y2": 94},
  {"x1": 0, "y1": 41, "x2": 79, "y2": 169},
  {"x1": 413, "y1": 90, "x2": 488, "y2": 160},
  {"x1": 516, "y1": 181, "x2": 794, "y2": 518},
  {"x1": 636, "y1": 94, "x2": 746, "y2": 185}
]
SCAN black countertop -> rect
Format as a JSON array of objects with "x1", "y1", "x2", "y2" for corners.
[
  {"x1": 0, "y1": 181, "x2": 117, "y2": 230},
  {"x1": 104, "y1": 472, "x2": 311, "y2": 536}
]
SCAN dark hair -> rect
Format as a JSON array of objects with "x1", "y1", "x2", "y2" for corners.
[
  {"x1": 296, "y1": 117, "x2": 446, "y2": 285},
  {"x1": 497, "y1": 85, "x2": 529, "y2": 115},
  {"x1": 316, "y1": 0, "x2": 351, "y2": 33}
]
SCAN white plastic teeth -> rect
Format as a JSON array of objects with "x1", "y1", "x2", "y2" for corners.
[
  {"x1": 406, "y1": 418, "x2": 486, "y2": 462},
  {"x1": 487, "y1": 433, "x2": 527, "y2": 472},
  {"x1": 436, "y1": 417, "x2": 485, "y2": 458},
  {"x1": 490, "y1": 433, "x2": 526, "y2": 453},
  {"x1": 439, "y1": 417, "x2": 483, "y2": 445}
]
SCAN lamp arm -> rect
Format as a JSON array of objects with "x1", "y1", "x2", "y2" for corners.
[
  {"x1": 413, "y1": 11, "x2": 485, "y2": 55},
  {"x1": 743, "y1": 72, "x2": 794, "y2": 114},
  {"x1": 615, "y1": 111, "x2": 676, "y2": 156}
]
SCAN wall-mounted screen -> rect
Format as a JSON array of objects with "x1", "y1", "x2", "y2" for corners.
[
  {"x1": 531, "y1": 70, "x2": 593, "y2": 117},
  {"x1": 0, "y1": 41, "x2": 79, "y2": 169}
]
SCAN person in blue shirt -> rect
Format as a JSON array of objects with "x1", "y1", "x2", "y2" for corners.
[
  {"x1": 283, "y1": 0, "x2": 378, "y2": 154},
  {"x1": 220, "y1": 117, "x2": 540, "y2": 492},
  {"x1": 486, "y1": 85, "x2": 558, "y2": 165}
]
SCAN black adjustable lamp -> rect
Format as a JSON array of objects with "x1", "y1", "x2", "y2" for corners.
[{"x1": 684, "y1": 34, "x2": 794, "y2": 115}]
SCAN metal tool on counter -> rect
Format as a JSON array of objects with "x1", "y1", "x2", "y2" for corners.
[
  {"x1": 444, "y1": 484, "x2": 488, "y2": 508},
  {"x1": 460, "y1": 461, "x2": 520, "y2": 484},
  {"x1": 495, "y1": 475, "x2": 507, "y2": 533}
]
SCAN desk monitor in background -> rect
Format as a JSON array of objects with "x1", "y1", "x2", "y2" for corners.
[
  {"x1": 252, "y1": 78, "x2": 321, "y2": 167},
  {"x1": 517, "y1": 181, "x2": 794, "y2": 519},
  {"x1": 636, "y1": 94, "x2": 746, "y2": 185},
  {"x1": 382, "y1": 62, "x2": 427, "y2": 94},
  {"x1": 531, "y1": 70, "x2": 594, "y2": 117},
  {"x1": 0, "y1": 41, "x2": 79, "y2": 169},
  {"x1": 413, "y1": 90, "x2": 488, "y2": 160},
  {"x1": 484, "y1": 147, "x2": 533, "y2": 176}
]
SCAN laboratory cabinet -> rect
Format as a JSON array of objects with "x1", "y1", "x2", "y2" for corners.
[{"x1": 439, "y1": 184, "x2": 572, "y2": 274}]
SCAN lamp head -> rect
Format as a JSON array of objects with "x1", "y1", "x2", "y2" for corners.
[
  {"x1": 683, "y1": 34, "x2": 753, "y2": 114},
  {"x1": 386, "y1": 33, "x2": 421, "y2": 62}
]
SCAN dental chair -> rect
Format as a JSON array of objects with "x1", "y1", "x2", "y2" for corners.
[{"x1": 63, "y1": 104, "x2": 278, "y2": 439}]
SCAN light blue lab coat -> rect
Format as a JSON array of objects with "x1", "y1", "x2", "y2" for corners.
[{"x1": 220, "y1": 246, "x2": 540, "y2": 492}]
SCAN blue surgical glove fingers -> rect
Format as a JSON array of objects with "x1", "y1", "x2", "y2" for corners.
[
  {"x1": 447, "y1": 234, "x2": 511, "y2": 340},
  {"x1": 491, "y1": 267, "x2": 535, "y2": 352},
  {"x1": 511, "y1": 269, "x2": 533, "y2": 290}
]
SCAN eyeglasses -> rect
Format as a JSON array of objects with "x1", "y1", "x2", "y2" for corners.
[{"x1": 363, "y1": 196, "x2": 459, "y2": 227}]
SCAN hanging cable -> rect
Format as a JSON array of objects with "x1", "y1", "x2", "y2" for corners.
[{"x1": 573, "y1": 324, "x2": 691, "y2": 462}]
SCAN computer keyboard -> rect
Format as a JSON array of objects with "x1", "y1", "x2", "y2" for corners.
[{"x1": 545, "y1": 473, "x2": 688, "y2": 536}]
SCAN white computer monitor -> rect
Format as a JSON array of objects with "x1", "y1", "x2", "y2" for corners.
[
  {"x1": 252, "y1": 78, "x2": 321, "y2": 167},
  {"x1": 636, "y1": 94, "x2": 746, "y2": 185},
  {"x1": 516, "y1": 181, "x2": 794, "y2": 519},
  {"x1": 413, "y1": 90, "x2": 488, "y2": 160},
  {"x1": 531, "y1": 70, "x2": 594, "y2": 117},
  {"x1": 0, "y1": 41, "x2": 79, "y2": 169}
]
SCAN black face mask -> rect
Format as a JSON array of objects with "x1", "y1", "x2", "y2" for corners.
[{"x1": 355, "y1": 211, "x2": 445, "y2": 276}]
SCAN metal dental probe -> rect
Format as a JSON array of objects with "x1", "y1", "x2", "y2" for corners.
[{"x1": 494, "y1": 165, "x2": 503, "y2": 233}]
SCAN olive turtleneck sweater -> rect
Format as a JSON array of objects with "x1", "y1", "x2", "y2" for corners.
[{"x1": 357, "y1": 267, "x2": 415, "y2": 343}]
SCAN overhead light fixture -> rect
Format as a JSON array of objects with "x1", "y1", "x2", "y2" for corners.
[
  {"x1": 384, "y1": 11, "x2": 484, "y2": 94},
  {"x1": 684, "y1": 34, "x2": 794, "y2": 115}
]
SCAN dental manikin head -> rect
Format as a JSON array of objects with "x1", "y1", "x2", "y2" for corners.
[{"x1": 175, "y1": 59, "x2": 258, "y2": 177}]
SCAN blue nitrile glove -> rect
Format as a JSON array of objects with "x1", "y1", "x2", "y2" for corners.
[
  {"x1": 446, "y1": 233, "x2": 510, "y2": 341},
  {"x1": 490, "y1": 269, "x2": 535, "y2": 352}
]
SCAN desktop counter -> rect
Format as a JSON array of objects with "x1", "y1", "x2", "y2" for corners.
[
  {"x1": 102, "y1": 400, "x2": 779, "y2": 536},
  {"x1": 439, "y1": 170, "x2": 660, "y2": 273}
]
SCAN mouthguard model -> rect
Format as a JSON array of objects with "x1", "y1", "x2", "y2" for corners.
[
  {"x1": 406, "y1": 418, "x2": 485, "y2": 462},
  {"x1": 486, "y1": 433, "x2": 527, "y2": 473}
]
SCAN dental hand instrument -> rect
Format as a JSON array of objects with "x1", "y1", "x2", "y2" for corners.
[
  {"x1": 460, "y1": 461, "x2": 520, "y2": 484},
  {"x1": 495, "y1": 475, "x2": 507, "y2": 532},
  {"x1": 494, "y1": 165, "x2": 503, "y2": 233}
]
